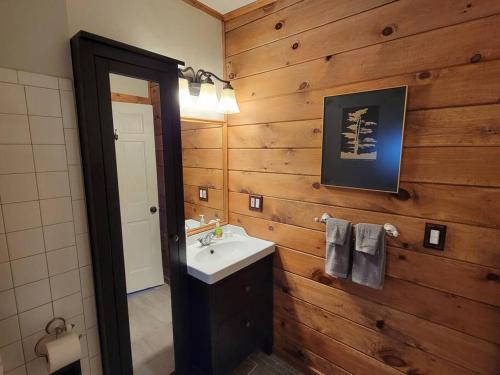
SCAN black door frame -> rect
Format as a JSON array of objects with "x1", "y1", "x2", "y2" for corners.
[{"x1": 70, "y1": 31, "x2": 189, "y2": 375}]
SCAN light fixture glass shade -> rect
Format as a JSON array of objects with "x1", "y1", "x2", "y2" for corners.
[
  {"x1": 197, "y1": 82, "x2": 218, "y2": 110},
  {"x1": 217, "y1": 87, "x2": 240, "y2": 114},
  {"x1": 178, "y1": 77, "x2": 193, "y2": 108}
]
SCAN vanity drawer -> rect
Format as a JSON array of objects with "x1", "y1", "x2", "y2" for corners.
[
  {"x1": 214, "y1": 302, "x2": 270, "y2": 374},
  {"x1": 212, "y1": 255, "x2": 272, "y2": 323}
]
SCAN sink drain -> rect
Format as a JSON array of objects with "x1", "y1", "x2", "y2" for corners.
[{"x1": 210, "y1": 249, "x2": 215, "y2": 254}]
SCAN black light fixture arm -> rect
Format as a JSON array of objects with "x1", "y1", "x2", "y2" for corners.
[
  {"x1": 178, "y1": 66, "x2": 196, "y2": 79},
  {"x1": 179, "y1": 67, "x2": 233, "y2": 89}
]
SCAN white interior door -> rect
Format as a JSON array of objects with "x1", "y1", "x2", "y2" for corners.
[{"x1": 113, "y1": 101, "x2": 164, "y2": 294}]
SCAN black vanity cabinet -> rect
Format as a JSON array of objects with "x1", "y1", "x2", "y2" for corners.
[{"x1": 188, "y1": 255, "x2": 273, "y2": 375}]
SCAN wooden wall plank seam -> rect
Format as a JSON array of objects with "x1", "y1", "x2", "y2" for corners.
[
  {"x1": 226, "y1": 0, "x2": 396, "y2": 56},
  {"x1": 229, "y1": 212, "x2": 500, "y2": 345},
  {"x1": 275, "y1": 290, "x2": 478, "y2": 374},
  {"x1": 224, "y1": 0, "x2": 304, "y2": 32},
  {"x1": 273, "y1": 270, "x2": 500, "y2": 375},
  {"x1": 227, "y1": 105, "x2": 500, "y2": 147},
  {"x1": 228, "y1": 191, "x2": 500, "y2": 267},
  {"x1": 228, "y1": 171, "x2": 500, "y2": 230},
  {"x1": 225, "y1": 0, "x2": 500, "y2": 58},
  {"x1": 227, "y1": 147, "x2": 500, "y2": 187},
  {"x1": 227, "y1": 8, "x2": 500, "y2": 80},
  {"x1": 228, "y1": 60, "x2": 500, "y2": 125},
  {"x1": 225, "y1": 0, "x2": 500, "y2": 372}
]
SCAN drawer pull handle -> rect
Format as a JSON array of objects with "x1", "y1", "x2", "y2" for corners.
[
  {"x1": 244, "y1": 285, "x2": 251, "y2": 293},
  {"x1": 245, "y1": 320, "x2": 251, "y2": 328}
]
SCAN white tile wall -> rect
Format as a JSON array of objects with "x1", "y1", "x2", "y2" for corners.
[
  {"x1": 18, "y1": 72, "x2": 59, "y2": 90},
  {"x1": 0, "y1": 115, "x2": 31, "y2": 144},
  {"x1": 18, "y1": 303, "x2": 53, "y2": 338},
  {"x1": 32, "y1": 145, "x2": 67, "y2": 172},
  {"x1": 0, "y1": 261, "x2": 13, "y2": 291},
  {"x1": 0, "y1": 315, "x2": 20, "y2": 347},
  {"x1": 29, "y1": 116, "x2": 64, "y2": 145},
  {"x1": 25, "y1": 87, "x2": 61, "y2": 117},
  {"x1": 0, "y1": 234, "x2": 9, "y2": 262},
  {"x1": 15, "y1": 279, "x2": 51, "y2": 312},
  {"x1": 11, "y1": 254, "x2": 48, "y2": 287},
  {"x1": 0, "y1": 83, "x2": 27, "y2": 114},
  {"x1": 43, "y1": 222, "x2": 75, "y2": 251},
  {"x1": 0, "y1": 68, "x2": 18, "y2": 84},
  {"x1": 0, "y1": 68, "x2": 100, "y2": 375},
  {"x1": 6, "y1": 228, "x2": 44, "y2": 260},
  {"x1": 46, "y1": 246, "x2": 78, "y2": 276},
  {"x1": 2, "y1": 201, "x2": 41, "y2": 232},
  {"x1": 0, "y1": 174, "x2": 38, "y2": 204},
  {"x1": 0, "y1": 289, "x2": 17, "y2": 320},
  {"x1": 0, "y1": 145, "x2": 35, "y2": 174},
  {"x1": 36, "y1": 171, "x2": 70, "y2": 200},
  {"x1": 39, "y1": 197, "x2": 73, "y2": 226}
]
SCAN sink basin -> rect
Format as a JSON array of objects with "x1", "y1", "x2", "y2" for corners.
[{"x1": 186, "y1": 225, "x2": 275, "y2": 284}]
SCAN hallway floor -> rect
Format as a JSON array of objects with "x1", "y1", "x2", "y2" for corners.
[{"x1": 128, "y1": 284, "x2": 175, "y2": 375}]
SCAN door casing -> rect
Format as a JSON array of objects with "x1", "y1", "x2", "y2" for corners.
[{"x1": 70, "y1": 31, "x2": 189, "y2": 375}]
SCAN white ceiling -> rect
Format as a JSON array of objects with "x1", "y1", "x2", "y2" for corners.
[{"x1": 198, "y1": 0, "x2": 257, "y2": 14}]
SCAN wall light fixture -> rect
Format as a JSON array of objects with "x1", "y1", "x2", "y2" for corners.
[{"x1": 178, "y1": 67, "x2": 240, "y2": 114}]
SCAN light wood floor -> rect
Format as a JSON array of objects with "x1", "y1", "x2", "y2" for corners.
[{"x1": 127, "y1": 283, "x2": 175, "y2": 375}]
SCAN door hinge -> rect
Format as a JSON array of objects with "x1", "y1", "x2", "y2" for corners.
[{"x1": 114, "y1": 129, "x2": 119, "y2": 140}]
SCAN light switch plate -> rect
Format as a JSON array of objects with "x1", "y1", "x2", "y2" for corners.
[
  {"x1": 249, "y1": 194, "x2": 263, "y2": 212},
  {"x1": 198, "y1": 187, "x2": 208, "y2": 202},
  {"x1": 423, "y1": 223, "x2": 446, "y2": 250}
]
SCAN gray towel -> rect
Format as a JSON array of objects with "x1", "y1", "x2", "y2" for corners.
[
  {"x1": 325, "y1": 218, "x2": 352, "y2": 278},
  {"x1": 352, "y1": 223, "x2": 385, "y2": 289}
]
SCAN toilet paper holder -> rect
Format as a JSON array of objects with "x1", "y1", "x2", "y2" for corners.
[{"x1": 34, "y1": 317, "x2": 82, "y2": 360}]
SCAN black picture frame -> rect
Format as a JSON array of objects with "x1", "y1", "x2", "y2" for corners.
[
  {"x1": 70, "y1": 31, "x2": 189, "y2": 375},
  {"x1": 321, "y1": 86, "x2": 407, "y2": 193}
]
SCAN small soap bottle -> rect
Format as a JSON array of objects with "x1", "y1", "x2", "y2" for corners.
[{"x1": 214, "y1": 219, "x2": 223, "y2": 239}]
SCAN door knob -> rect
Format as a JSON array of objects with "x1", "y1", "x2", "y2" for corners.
[
  {"x1": 150, "y1": 206, "x2": 157, "y2": 213},
  {"x1": 169, "y1": 234, "x2": 179, "y2": 242}
]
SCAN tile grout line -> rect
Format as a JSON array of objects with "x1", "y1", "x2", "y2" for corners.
[{"x1": 60, "y1": 82, "x2": 93, "y2": 364}]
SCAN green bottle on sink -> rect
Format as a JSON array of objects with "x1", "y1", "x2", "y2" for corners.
[{"x1": 214, "y1": 219, "x2": 223, "y2": 239}]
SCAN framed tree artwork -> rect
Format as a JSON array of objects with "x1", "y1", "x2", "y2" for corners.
[{"x1": 321, "y1": 86, "x2": 407, "y2": 193}]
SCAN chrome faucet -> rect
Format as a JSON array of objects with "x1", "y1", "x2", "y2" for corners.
[{"x1": 198, "y1": 231, "x2": 215, "y2": 247}]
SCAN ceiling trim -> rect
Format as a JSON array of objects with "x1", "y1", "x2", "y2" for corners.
[
  {"x1": 223, "y1": 0, "x2": 277, "y2": 21},
  {"x1": 182, "y1": 0, "x2": 223, "y2": 20}
]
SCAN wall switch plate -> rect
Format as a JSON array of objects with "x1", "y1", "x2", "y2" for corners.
[
  {"x1": 249, "y1": 194, "x2": 263, "y2": 212},
  {"x1": 198, "y1": 187, "x2": 208, "y2": 201},
  {"x1": 423, "y1": 223, "x2": 446, "y2": 250}
]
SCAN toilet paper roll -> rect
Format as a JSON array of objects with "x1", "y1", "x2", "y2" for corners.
[{"x1": 45, "y1": 333, "x2": 81, "y2": 374}]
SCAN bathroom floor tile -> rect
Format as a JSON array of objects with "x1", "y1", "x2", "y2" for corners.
[{"x1": 233, "y1": 351, "x2": 304, "y2": 375}]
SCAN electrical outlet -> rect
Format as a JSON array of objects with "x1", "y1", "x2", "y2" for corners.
[
  {"x1": 198, "y1": 187, "x2": 208, "y2": 202},
  {"x1": 423, "y1": 223, "x2": 446, "y2": 250},
  {"x1": 249, "y1": 194, "x2": 263, "y2": 212}
]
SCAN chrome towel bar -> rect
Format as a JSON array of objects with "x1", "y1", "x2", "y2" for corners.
[{"x1": 314, "y1": 212, "x2": 399, "y2": 238}]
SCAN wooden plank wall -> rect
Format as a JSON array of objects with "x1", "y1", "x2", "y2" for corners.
[
  {"x1": 181, "y1": 120, "x2": 225, "y2": 223},
  {"x1": 224, "y1": 1, "x2": 500, "y2": 374}
]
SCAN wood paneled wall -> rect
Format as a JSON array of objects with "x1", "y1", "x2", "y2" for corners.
[
  {"x1": 224, "y1": 1, "x2": 500, "y2": 374},
  {"x1": 181, "y1": 120, "x2": 225, "y2": 223}
]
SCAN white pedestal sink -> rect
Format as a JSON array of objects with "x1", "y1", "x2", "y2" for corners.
[{"x1": 186, "y1": 225, "x2": 275, "y2": 284}]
